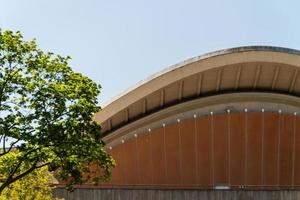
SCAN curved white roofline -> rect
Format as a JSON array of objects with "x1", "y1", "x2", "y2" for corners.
[
  {"x1": 95, "y1": 46, "x2": 300, "y2": 126},
  {"x1": 102, "y1": 46, "x2": 300, "y2": 108}
]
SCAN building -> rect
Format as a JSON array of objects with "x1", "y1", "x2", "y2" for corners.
[{"x1": 54, "y1": 46, "x2": 300, "y2": 199}]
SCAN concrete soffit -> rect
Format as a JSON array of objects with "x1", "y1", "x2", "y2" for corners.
[{"x1": 95, "y1": 46, "x2": 300, "y2": 137}]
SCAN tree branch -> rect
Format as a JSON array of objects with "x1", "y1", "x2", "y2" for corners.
[
  {"x1": 0, "y1": 139, "x2": 20, "y2": 156},
  {"x1": 36, "y1": 162, "x2": 50, "y2": 169},
  {"x1": 5, "y1": 147, "x2": 43, "y2": 182},
  {"x1": 0, "y1": 161, "x2": 38, "y2": 194},
  {"x1": 2, "y1": 136, "x2": 5, "y2": 155}
]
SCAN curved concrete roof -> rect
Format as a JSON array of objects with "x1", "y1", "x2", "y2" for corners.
[{"x1": 95, "y1": 46, "x2": 300, "y2": 135}]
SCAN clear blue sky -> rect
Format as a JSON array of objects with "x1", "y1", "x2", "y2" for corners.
[{"x1": 0, "y1": 0, "x2": 299, "y2": 105}]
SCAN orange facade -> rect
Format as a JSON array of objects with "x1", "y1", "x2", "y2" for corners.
[{"x1": 103, "y1": 112, "x2": 300, "y2": 189}]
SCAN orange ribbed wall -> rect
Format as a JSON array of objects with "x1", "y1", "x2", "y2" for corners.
[{"x1": 102, "y1": 112, "x2": 300, "y2": 189}]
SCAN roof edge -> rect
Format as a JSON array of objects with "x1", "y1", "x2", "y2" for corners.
[{"x1": 101, "y1": 46, "x2": 300, "y2": 108}]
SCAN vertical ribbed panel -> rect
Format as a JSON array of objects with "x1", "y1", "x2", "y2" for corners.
[
  {"x1": 294, "y1": 117, "x2": 300, "y2": 185},
  {"x1": 263, "y1": 113, "x2": 279, "y2": 186},
  {"x1": 165, "y1": 124, "x2": 180, "y2": 185},
  {"x1": 151, "y1": 128, "x2": 165, "y2": 184},
  {"x1": 213, "y1": 114, "x2": 228, "y2": 185},
  {"x1": 197, "y1": 116, "x2": 212, "y2": 186},
  {"x1": 229, "y1": 113, "x2": 245, "y2": 186},
  {"x1": 98, "y1": 112, "x2": 300, "y2": 189},
  {"x1": 247, "y1": 113, "x2": 262, "y2": 186}
]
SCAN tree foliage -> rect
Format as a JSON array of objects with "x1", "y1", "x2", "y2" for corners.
[
  {"x1": 0, "y1": 30, "x2": 115, "y2": 193},
  {"x1": 0, "y1": 153, "x2": 62, "y2": 200}
]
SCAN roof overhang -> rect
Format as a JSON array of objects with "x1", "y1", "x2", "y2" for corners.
[{"x1": 95, "y1": 46, "x2": 300, "y2": 136}]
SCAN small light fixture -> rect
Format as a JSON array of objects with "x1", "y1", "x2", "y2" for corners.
[
  {"x1": 210, "y1": 111, "x2": 214, "y2": 115},
  {"x1": 109, "y1": 146, "x2": 112, "y2": 150},
  {"x1": 193, "y1": 114, "x2": 197, "y2": 118},
  {"x1": 278, "y1": 109, "x2": 282, "y2": 114},
  {"x1": 177, "y1": 118, "x2": 180, "y2": 123},
  {"x1": 262, "y1": 108, "x2": 264, "y2": 113},
  {"x1": 227, "y1": 109, "x2": 230, "y2": 113},
  {"x1": 244, "y1": 108, "x2": 248, "y2": 112},
  {"x1": 148, "y1": 128, "x2": 151, "y2": 132},
  {"x1": 134, "y1": 133, "x2": 138, "y2": 138},
  {"x1": 162, "y1": 123, "x2": 166, "y2": 127},
  {"x1": 121, "y1": 139, "x2": 125, "y2": 144},
  {"x1": 294, "y1": 112, "x2": 297, "y2": 116},
  {"x1": 214, "y1": 185, "x2": 231, "y2": 190}
]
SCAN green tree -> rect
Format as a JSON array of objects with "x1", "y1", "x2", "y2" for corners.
[
  {"x1": 0, "y1": 30, "x2": 115, "y2": 194},
  {"x1": 0, "y1": 153, "x2": 62, "y2": 200}
]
